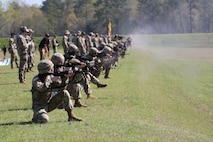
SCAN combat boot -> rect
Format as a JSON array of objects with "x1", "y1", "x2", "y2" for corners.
[
  {"x1": 66, "y1": 108, "x2": 82, "y2": 121},
  {"x1": 74, "y1": 99, "x2": 88, "y2": 107},
  {"x1": 87, "y1": 94, "x2": 96, "y2": 99},
  {"x1": 97, "y1": 83, "x2": 107, "y2": 88},
  {"x1": 104, "y1": 75, "x2": 110, "y2": 79}
]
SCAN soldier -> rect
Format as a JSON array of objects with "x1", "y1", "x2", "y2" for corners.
[
  {"x1": 81, "y1": 47, "x2": 108, "y2": 84},
  {"x1": 92, "y1": 33, "x2": 100, "y2": 49},
  {"x1": 76, "y1": 31, "x2": 87, "y2": 56},
  {"x1": 100, "y1": 46, "x2": 113, "y2": 79},
  {"x1": 67, "y1": 58, "x2": 90, "y2": 107},
  {"x1": 26, "y1": 29, "x2": 35, "y2": 72},
  {"x1": 16, "y1": 26, "x2": 31, "y2": 83},
  {"x1": 39, "y1": 33, "x2": 50, "y2": 60},
  {"x1": 85, "y1": 32, "x2": 94, "y2": 49},
  {"x1": 2, "y1": 45, "x2": 7, "y2": 59},
  {"x1": 51, "y1": 35, "x2": 59, "y2": 53},
  {"x1": 9, "y1": 33, "x2": 19, "y2": 69},
  {"x1": 65, "y1": 44, "x2": 96, "y2": 100},
  {"x1": 62, "y1": 30, "x2": 71, "y2": 54},
  {"x1": 125, "y1": 35, "x2": 133, "y2": 50},
  {"x1": 31, "y1": 59, "x2": 82, "y2": 123},
  {"x1": 85, "y1": 47, "x2": 103, "y2": 78},
  {"x1": 71, "y1": 33, "x2": 78, "y2": 46}
]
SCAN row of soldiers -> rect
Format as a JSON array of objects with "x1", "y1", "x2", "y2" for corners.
[
  {"x1": 31, "y1": 29, "x2": 132, "y2": 123},
  {"x1": 9, "y1": 25, "x2": 132, "y2": 123}
]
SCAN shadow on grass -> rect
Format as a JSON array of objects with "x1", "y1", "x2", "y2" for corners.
[
  {"x1": 0, "y1": 107, "x2": 33, "y2": 126},
  {"x1": 0, "y1": 82, "x2": 19, "y2": 85},
  {"x1": 0, "y1": 72, "x2": 14, "y2": 75},
  {"x1": 0, "y1": 121, "x2": 33, "y2": 126},
  {"x1": 0, "y1": 107, "x2": 31, "y2": 112}
]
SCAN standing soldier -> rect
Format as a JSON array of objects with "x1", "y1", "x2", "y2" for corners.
[
  {"x1": 72, "y1": 33, "x2": 78, "y2": 46},
  {"x1": 92, "y1": 33, "x2": 100, "y2": 49},
  {"x1": 76, "y1": 31, "x2": 87, "y2": 56},
  {"x1": 26, "y1": 29, "x2": 35, "y2": 72},
  {"x1": 16, "y1": 26, "x2": 31, "y2": 83},
  {"x1": 62, "y1": 30, "x2": 71, "y2": 54},
  {"x1": 85, "y1": 32, "x2": 94, "y2": 51},
  {"x1": 39, "y1": 33, "x2": 50, "y2": 60},
  {"x1": 9, "y1": 33, "x2": 19, "y2": 68},
  {"x1": 2, "y1": 45, "x2": 7, "y2": 59},
  {"x1": 125, "y1": 35, "x2": 133, "y2": 50},
  {"x1": 51, "y1": 35, "x2": 59, "y2": 53}
]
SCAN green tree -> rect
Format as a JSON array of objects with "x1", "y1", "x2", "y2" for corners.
[
  {"x1": 41, "y1": 0, "x2": 65, "y2": 34},
  {"x1": 199, "y1": 0, "x2": 213, "y2": 32},
  {"x1": 137, "y1": 0, "x2": 163, "y2": 33},
  {"x1": 74, "y1": 0, "x2": 95, "y2": 33},
  {"x1": 94, "y1": 0, "x2": 131, "y2": 34},
  {"x1": 185, "y1": 0, "x2": 199, "y2": 33}
]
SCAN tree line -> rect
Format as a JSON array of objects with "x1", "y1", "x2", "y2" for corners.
[{"x1": 0, "y1": 0, "x2": 213, "y2": 37}]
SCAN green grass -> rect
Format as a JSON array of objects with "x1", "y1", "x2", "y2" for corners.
[{"x1": 0, "y1": 34, "x2": 213, "y2": 142}]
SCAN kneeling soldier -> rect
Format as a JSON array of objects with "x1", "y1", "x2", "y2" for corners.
[{"x1": 31, "y1": 59, "x2": 82, "y2": 123}]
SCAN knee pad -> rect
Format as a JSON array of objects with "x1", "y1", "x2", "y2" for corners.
[{"x1": 33, "y1": 109, "x2": 49, "y2": 123}]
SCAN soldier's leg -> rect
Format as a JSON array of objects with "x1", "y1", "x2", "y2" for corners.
[
  {"x1": 48, "y1": 90, "x2": 82, "y2": 121},
  {"x1": 39, "y1": 48, "x2": 42, "y2": 60},
  {"x1": 67, "y1": 83, "x2": 87, "y2": 107},
  {"x1": 11, "y1": 56, "x2": 14, "y2": 69},
  {"x1": 42, "y1": 48, "x2": 46, "y2": 60},
  {"x1": 104, "y1": 67, "x2": 111, "y2": 78},
  {"x1": 88, "y1": 72, "x2": 107, "y2": 88},
  {"x1": 32, "y1": 108, "x2": 49, "y2": 123},
  {"x1": 19, "y1": 58, "x2": 27, "y2": 83},
  {"x1": 15, "y1": 56, "x2": 19, "y2": 68}
]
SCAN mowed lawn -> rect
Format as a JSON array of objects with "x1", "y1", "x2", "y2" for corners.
[{"x1": 0, "y1": 34, "x2": 213, "y2": 142}]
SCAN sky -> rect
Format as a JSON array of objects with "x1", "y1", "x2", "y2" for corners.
[{"x1": 1, "y1": 0, "x2": 44, "y2": 6}]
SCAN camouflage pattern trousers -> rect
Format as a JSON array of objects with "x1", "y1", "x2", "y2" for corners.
[
  {"x1": 18, "y1": 56, "x2": 28, "y2": 82},
  {"x1": 32, "y1": 90, "x2": 73, "y2": 123}
]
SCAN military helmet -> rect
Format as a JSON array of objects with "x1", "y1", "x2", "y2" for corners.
[
  {"x1": 68, "y1": 44, "x2": 79, "y2": 54},
  {"x1": 64, "y1": 30, "x2": 70, "y2": 35},
  {"x1": 51, "y1": 53, "x2": 65, "y2": 65},
  {"x1": 45, "y1": 33, "x2": 50, "y2": 37},
  {"x1": 99, "y1": 42, "x2": 106, "y2": 50},
  {"x1": 20, "y1": 26, "x2": 29, "y2": 32},
  {"x1": 37, "y1": 59, "x2": 54, "y2": 74},
  {"x1": 89, "y1": 47, "x2": 99, "y2": 55},
  {"x1": 101, "y1": 46, "x2": 112, "y2": 54},
  {"x1": 28, "y1": 29, "x2": 34, "y2": 33}
]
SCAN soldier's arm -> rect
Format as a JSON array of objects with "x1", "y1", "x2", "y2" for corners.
[{"x1": 32, "y1": 76, "x2": 52, "y2": 92}]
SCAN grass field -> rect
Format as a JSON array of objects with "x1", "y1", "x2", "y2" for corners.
[{"x1": 0, "y1": 34, "x2": 213, "y2": 142}]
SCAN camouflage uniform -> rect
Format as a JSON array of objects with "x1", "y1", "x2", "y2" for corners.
[
  {"x1": 31, "y1": 59, "x2": 82, "y2": 123},
  {"x1": 100, "y1": 46, "x2": 113, "y2": 78},
  {"x1": 65, "y1": 45, "x2": 96, "y2": 100},
  {"x1": 62, "y1": 30, "x2": 70, "y2": 54},
  {"x1": 82, "y1": 47, "x2": 103, "y2": 78},
  {"x1": 9, "y1": 33, "x2": 19, "y2": 69},
  {"x1": 26, "y1": 29, "x2": 35, "y2": 71},
  {"x1": 92, "y1": 33, "x2": 100, "y2": 48},
  {"x1": 67, "y1": 58, "x2": 93, "y2": 101},
  {"x1": 51, "y1": 35, "x2": 59, "y2": 53},
  {"x1": 16, "y1": 26, "x2": 29, "y2": 83},
  {"x1": 76, "y1": 31, "x2": 87, "y2": 56}
]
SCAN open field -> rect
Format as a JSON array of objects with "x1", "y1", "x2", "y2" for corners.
[{"x1": 0, "y1": 34, "x2": 213, "y2": 141}]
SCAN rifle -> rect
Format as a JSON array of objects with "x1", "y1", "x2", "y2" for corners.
[{"x1": 53, "y1": 70, "x2": 70, "y2": 77}]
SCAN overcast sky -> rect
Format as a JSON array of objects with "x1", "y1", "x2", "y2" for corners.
[{"x1": 1, "y1": 0, "x2": 44, "y2": 6}]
